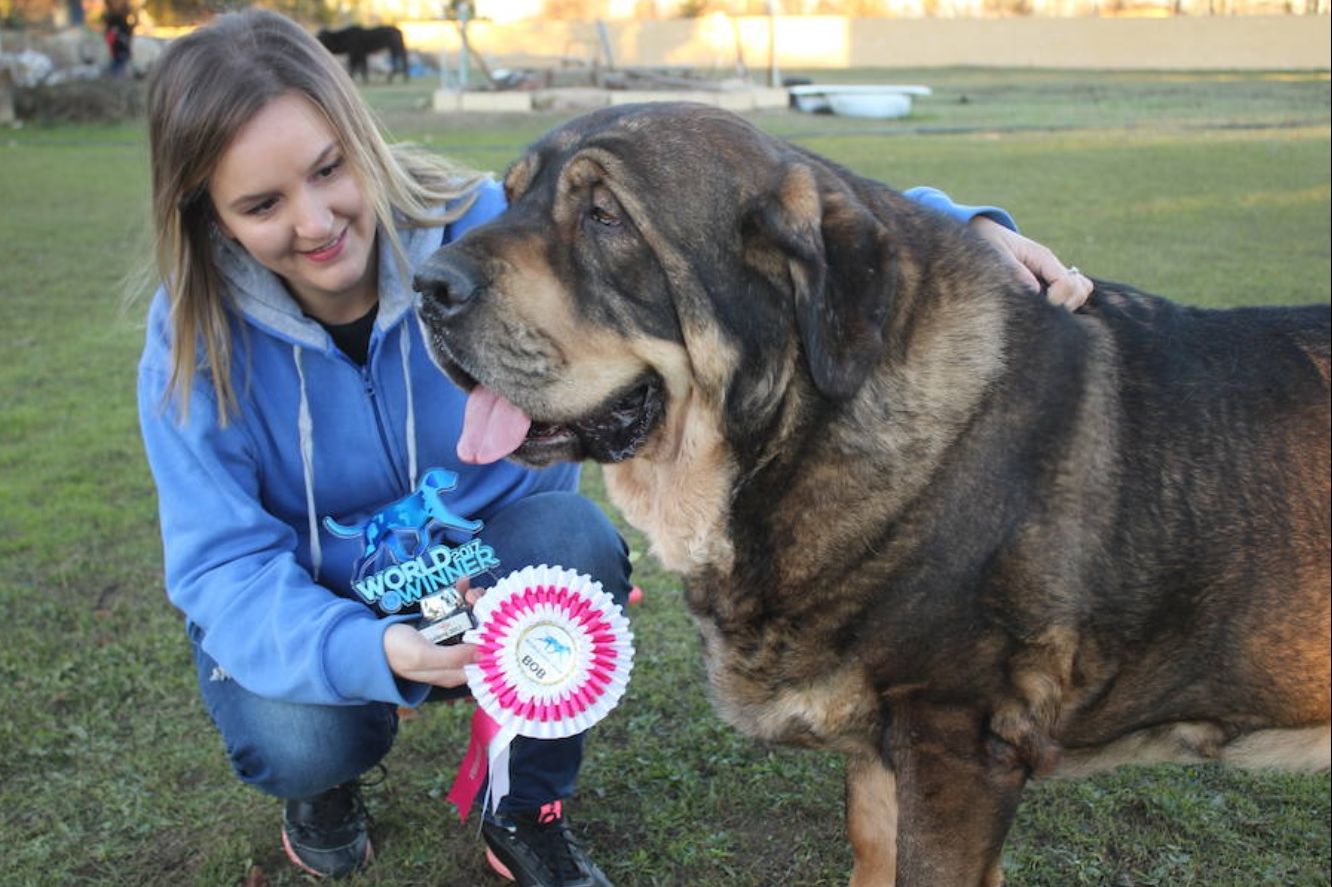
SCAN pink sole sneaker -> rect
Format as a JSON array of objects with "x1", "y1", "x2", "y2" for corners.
[
  {"x1": 486, "y1": 846, "x2": 516, "y2": 881},
  {"x1": 281, "y1": 827, "x2": 373, "y2": 878}
]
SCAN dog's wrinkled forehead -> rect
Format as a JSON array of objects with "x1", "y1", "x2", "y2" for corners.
[{"x1": 503, "y1": 103, "x2": 779, "y2": 206}]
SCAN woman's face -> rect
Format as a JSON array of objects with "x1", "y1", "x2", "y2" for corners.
[{"x1": 208, "y1": 91, "x2": 377, "y2": 324}]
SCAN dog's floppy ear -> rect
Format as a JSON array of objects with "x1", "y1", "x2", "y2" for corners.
[{"x1": 747, "y1": 163, "x2": 893, "y2": 401}]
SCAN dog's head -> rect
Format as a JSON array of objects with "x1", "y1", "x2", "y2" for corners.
[{"x1": 415, "y1": 102, "x2": 904, "y2": 469}]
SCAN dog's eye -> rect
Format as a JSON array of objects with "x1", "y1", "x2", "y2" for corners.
[
  {"x1": 589, "y1": 205, "x2": 620, "y2": 227},
  {"x1": 588, "y1": 185, "x2": 622, "y2": 228}
]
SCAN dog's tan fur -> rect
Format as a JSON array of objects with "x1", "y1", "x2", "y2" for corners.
[{"x1": 416, "y1": 103, "x2": 1331, "y2": 885}]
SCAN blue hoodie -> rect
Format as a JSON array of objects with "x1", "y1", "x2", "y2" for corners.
[
  {"x1": 137, "y1": 178, "x2": 1011, "y2": 709},
  {"x1": 904, "y1": 186, "x2": 1016, "y2": 234}
]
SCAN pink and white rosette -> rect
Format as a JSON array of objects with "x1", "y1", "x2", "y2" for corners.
[{"x1": 446, "y1": 565, "x2": 634, "y2": 818}]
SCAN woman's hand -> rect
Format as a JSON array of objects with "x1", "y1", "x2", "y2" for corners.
[
  {"x1": 969, "y1": 216, "x2": 1093, "y2": 311},
  {"x1": 382, "y1": 580, "x2": 487, "y2": 688},
  {"x1": 383, "y1": 623, "x2": 477, "y2": 688}
]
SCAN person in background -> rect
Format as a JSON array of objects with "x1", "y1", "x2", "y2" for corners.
[
  {"x1": 136, "y1": 9, "x2": 1091, "y2": 885},
  {"x1": 102, "y1": 0, "x2": 135, "y2": 78}
]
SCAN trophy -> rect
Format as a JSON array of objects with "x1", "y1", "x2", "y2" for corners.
[{"x1": 322, "y1": 467, "x2": 502, "y2": 641}]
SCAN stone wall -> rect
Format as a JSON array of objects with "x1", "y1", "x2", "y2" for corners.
[{"x1": 1, "y1": 66, "x2": 16, "y2": 125}]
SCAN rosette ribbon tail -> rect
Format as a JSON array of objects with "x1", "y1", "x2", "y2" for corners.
[{"x1": 447, "y1": 706, "x2": 518, "y2": 821}]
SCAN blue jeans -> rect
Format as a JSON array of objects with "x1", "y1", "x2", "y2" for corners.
[{"x1": 191, "y1": 491, "x2": 631, "y2": 812}]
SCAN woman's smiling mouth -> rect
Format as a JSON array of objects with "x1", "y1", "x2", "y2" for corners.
[{"x1": 301, "y1": 228, "x2": 347, "y2": 263}]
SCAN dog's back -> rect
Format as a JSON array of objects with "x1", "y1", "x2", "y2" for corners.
[{"x1": 1047, "y1": 286, "x2": 1331, "y2": 757}]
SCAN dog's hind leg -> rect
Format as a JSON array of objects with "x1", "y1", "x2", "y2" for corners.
[
  {"x1": 845, "y1": 752, "x2": 897, "y2": 887},
  {"x1": 889, "y1": 700, "x2": 1027, "y2": 887}
]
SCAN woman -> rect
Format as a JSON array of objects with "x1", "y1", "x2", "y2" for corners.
[{"x1": 137, "y1": 9, "x2": 1089, "y2": 885}]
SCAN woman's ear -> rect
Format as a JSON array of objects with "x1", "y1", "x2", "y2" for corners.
[
  {"x1": 211, "y1": 212, "x2": 234, "y2": 240},
  {"x1": 198, "y1": 187, "x2": 233, "y2": 239}
]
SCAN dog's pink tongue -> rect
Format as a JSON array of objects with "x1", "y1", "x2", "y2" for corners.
[{"x1": 458, "y1": 385, "x2": 532, "y2": 464}]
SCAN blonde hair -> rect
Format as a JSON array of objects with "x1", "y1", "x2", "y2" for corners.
[{"x1": 147, "y1": 8, "x2": 484, "y2": 422}]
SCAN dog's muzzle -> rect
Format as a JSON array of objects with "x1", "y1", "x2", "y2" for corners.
[{"x1": 414, "y1": 248, "x2": 484, "y2": 322}]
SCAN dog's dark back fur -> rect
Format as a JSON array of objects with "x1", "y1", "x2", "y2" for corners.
[
  {"x1": 413, "y1": 102, "x2": 1330, "y2": 885},
  {"x1": 1063, "y1": 294, "x2": 1330, "y2": 732},
  {"x1": 316, "y1": 25, "x2": 408, "y2": 83}
]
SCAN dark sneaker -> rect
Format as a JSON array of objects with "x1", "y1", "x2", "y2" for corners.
[
  {"x1": 481, "y1": 800, "x2": 611, "y2": 887},
  {"x1": 281, "y1": 783, "x2": 373, "y2": 879}
]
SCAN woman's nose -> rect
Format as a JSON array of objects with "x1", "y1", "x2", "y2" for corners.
[{"x1": 292, "y1": 188, "x2": 334, "y2": 241}]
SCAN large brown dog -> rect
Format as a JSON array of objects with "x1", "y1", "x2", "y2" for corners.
[{"x1": 414, "y1": 103, "x2": 1331, "y2": 886}]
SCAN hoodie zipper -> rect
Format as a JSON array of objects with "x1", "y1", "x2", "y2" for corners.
[{"x1": 360, "y1": 332, "x2": 413, "y2": 494}]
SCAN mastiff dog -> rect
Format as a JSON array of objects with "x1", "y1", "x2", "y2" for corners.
[{"x1": 414, "y1": 103, "x2": 1331, "y2": 886}]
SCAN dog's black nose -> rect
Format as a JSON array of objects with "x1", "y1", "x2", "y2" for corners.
[{"x1": 414, "y1": 250, "x2": 482, "y2": 319}]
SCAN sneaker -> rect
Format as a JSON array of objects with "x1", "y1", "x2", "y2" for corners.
[
  {"x1": 281, "y1": 782, "x2": 373, "y2": 879},
  {"x1": 481, "y1": 800, "x2": 611, "y2": 887}
]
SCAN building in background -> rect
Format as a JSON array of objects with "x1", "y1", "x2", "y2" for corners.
[{"x1": 2, "y1": 0, "x2": 1325, "y2": 29}]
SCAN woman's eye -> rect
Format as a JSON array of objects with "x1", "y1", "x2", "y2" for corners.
[
  {"x1": 246, "y1": 197, "x2": 278, "y2": 216},
  {"x1": 316, "y1": 159, "x2": 343, "y2": 179}
]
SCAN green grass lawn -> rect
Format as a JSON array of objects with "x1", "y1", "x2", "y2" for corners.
[{"x1": 1, "y1": 70, "x2": 1328, "y2": 886}]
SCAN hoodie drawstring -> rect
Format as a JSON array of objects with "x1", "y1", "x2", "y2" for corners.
[
  {"x1": 399, "y1": 327, "x2": 418, "y2": 488},
  {"x1": 293, "y1": 345, "x2": 322, "y2": 581}
]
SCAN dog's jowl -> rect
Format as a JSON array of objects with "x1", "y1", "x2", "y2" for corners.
[{"x1": 414, "y1": 102, "x2": 1331, "y2": 887}]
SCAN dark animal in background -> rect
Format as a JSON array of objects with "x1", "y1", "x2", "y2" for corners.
[
  {"x1": 415, "y1": 102, "x2": 1331, "y2": 886},
  {"x1": 316, "y1": 25, "x2": 409, "y2": 84}
]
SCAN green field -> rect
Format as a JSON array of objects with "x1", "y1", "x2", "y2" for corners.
[{"x1": 1, "y1": 70, "x2": 1328, "y2": 886}]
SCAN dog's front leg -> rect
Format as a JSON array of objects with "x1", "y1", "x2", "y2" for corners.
[
  {"x1": 845, "y1": 752, "x2": 897, "y2": 887},
  {"x1": 889, "y1": 700, "x2": 1027, "y2": 887}
]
